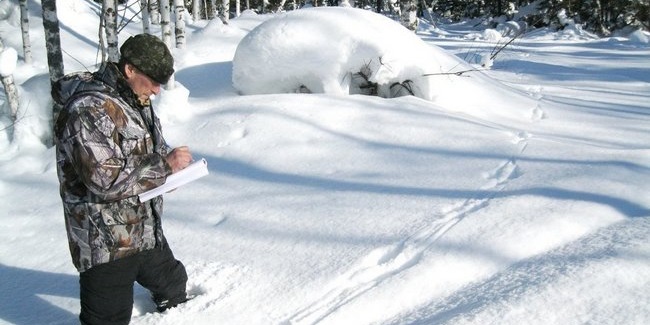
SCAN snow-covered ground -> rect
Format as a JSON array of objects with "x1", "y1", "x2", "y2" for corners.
[{"x1": 0, "y1": 1, "x2": 649, "y2": 324}]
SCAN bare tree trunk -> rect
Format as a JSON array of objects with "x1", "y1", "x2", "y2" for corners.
[
  {"x1": 192, "y1": 0, "x2": 202, "y2": 21},
  {"x1": 1, "y1": 73, "x2": 18, "y2": 119},
  {"x1": 1, "y1": 74, "x2": 19, "y2": 123},
  {"x1": 41, "y1": 0, "x2": 64, "y2": 93},
  {"x1": 41, "y1": 0, "x2": 65, "y2": 142},
  {"x1": 235, "y1": 0, "x2": 241, "y2": 17},
  {"x1": 19, "y1": 0, "x2": 32, "y2": 64},
  {"x1": 209, "y1": 0, "x2": 218, "y2": 19},
  {"x1": 160, "y1": 1, "x2": 172, "y2": 48},
  {"x1": 159, "y1": 0, "x2": 175, "y2": 89},
  {"x1": 103, "y1": 0, "x2": 120, "y2": 62},
  {"x1": 219, "y1": 0, "x2": 230, "y2": 23},
  {"x1": 400, "y1": 0, "x2": 418, "y2": 31},
  {"x1": 150, "y1": 0, "x2": 161, "y2": 24},
  {"x1": 173, "y1": 0, "x2": 186, "y2": 49},
  {"x1": 141, "y1": 0, "x2": 151, "y2": 33}
]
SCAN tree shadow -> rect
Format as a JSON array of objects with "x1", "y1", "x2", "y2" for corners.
[
  {"x1": 175, "y1": 62, "x2": 236, "y2": 98},
  {"x1": 0, "y1": 264, "x2": 78, "y2": 325},
  {"x1": 387, "y1": 217, "x2": 650, "y2": 324},
  {"x1": 202, "y1": 155, "x2": 650, "y2": 218}
]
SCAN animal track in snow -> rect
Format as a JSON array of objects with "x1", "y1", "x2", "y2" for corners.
[
  {"x1": 217, "y1": 127, "x2": 248, "y2": 148},
  {"x1": 482, "y1": 160, "x2": 521, "y2": 190},
  {"x1": 284, "y1": 122, "x2": 533, "y2": 325},
  {"x1": 284, "y1": 159, "x2": 525, "y2": 324},
  {"x1": 283, "y1": 185, "x2": 503, "y2": 325},
  {"x1": 531, "y1": 104, "x2": 546, "y2": 122}
]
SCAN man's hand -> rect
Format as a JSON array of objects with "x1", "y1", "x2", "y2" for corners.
[{"x1": 166, "y1": 146, "x2": 193, "y2": 173}]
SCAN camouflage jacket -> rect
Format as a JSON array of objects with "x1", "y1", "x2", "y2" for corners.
[{"x1": 53, "y1": 62, "x2": 172, "y2": 272}]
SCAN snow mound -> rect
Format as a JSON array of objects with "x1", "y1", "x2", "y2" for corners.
[
  {"x1": 232, "y1": 7, "x2": 536, "y2": 121},
  {"x1": 155, "y1": 82, "x2": 193, "y2": 124},
  {"x1": 232, "y1": 7, "x2": 461, "y2": 100},
  {"x1": 629, "y1": 29, "x2": 649, "y2": 44},
  {"x1": 0, "y1": 0, "x2": 20, "y2": 26},
  {"x1": 0, "y1": 46, "x2": 17, "y2": 76}
]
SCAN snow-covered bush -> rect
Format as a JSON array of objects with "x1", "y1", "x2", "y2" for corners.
[
  {"x1": 232, "y1": 6, "x2": 536, "y2": 120},
  {"x1": 232, "y1": 7, "x2": 467, "y2": 101}
]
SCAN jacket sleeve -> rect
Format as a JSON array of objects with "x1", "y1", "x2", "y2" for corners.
[{"x1": 60, "y1": 100, "x2": 172, "y2": 202}]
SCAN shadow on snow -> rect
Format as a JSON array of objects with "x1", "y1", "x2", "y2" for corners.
[
  {"x1": 203, "y1": 155, "x2": 650, "y2": 218},
  {"x1": 0, "y1": 264, "x2": 78, "y2": 325}
]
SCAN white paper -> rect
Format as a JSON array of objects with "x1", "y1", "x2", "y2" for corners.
[{"x1": 139, "y1": 158, "x2": 209, "y2": 202}]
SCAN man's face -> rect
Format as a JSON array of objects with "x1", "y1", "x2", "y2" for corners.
[{"x1": 124, "y1": 63, "x2": 162, "y2": 105}]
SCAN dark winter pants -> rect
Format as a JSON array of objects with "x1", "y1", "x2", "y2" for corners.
[{"x1": 78, "y1": 240, "x2": 187, "y2": 325}]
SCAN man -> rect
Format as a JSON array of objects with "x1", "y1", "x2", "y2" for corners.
[{"x1": 53, "y1": 33, "x2": 192, "y2": 324}]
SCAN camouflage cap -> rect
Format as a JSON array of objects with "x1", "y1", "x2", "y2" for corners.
[{"x1": 120, "y1": 34, "x2": 174, "y2": 84}]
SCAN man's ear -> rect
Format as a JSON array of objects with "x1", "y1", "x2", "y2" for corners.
[{"x1": 123, "y1": 63, "x2": 136, "y2": 79}]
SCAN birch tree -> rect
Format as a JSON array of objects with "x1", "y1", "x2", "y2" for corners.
[
  {"x1": 219, "y1": 0, "x2": 230, "y2": 23},
  {"x1": 41, "y1": 0, "x2": 64, "y2": 92},
  {"x1": 19, "y1": 0, "x2": 32, "y2": 64},
  {"x1": 210, "y1": 0, "x2": 218, "y2": 19},
  {"x1": 192, "y1": 0, "x2": 201, "y2": 21},
  {"x1": 160, "y1": 0, "x2": 172, "y2": 48},
  {"x1": 159, "y1": 0, "x2": 175, "y2": 89},
  {"x1": 102, "y1": 0, "x2": 120, "y2": 62},
  {"x1": 174, "y1": 0, "x2": 186, "y2": 49},
  {"x1": 141, "y1": 0, "x2": 151, "y2": 33},
  {"x1": 150, "y1": 0, "x2": 161, "y2": 24},
  {"x1": 400, "y1": 0, "x2": 418, "y2": 31}
]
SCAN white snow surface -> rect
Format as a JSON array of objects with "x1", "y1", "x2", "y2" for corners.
[
  {"x1": 1, "y1": 1, "x2": 649, "y2": 325},
  {"x1": 0, "y1": 47, "x2": 17, "y2": 77},
  {"x1": 233, "y1": 7, "x2": 446, "y2": 98}
]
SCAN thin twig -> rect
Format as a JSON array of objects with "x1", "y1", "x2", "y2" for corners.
[
  {"x1": 62, "y1": 48, "x2": 92, "y2": 72},
  {"x1": 117, "y1": 1, "x2": 144, "y2": 33},
  {"x1": 490, "y1": 29, "x2": 523, "y2": 61},
  {"x1": 422, "y1": 67, "x2": 486, "y2": 77},
  {"x1": 0, "y1": 102, "x2": 29, "y2": 133}
]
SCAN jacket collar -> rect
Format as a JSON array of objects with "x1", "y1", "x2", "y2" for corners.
[{"x1": 94, "y1": 62, "x2": 147, "y2": 109}]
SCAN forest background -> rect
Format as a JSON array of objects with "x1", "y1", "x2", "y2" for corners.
[{"x1": 1, "y1": 0, "x2": 648, "y2": 138}]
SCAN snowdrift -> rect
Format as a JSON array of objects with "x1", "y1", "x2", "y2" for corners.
[{"x1": 232, "y1": 7, "x2": 537, "y2": 121}]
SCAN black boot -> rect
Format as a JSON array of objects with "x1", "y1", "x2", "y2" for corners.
[{"x1": 154, "y1": 293, "x2": 191, "y2": 312}]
